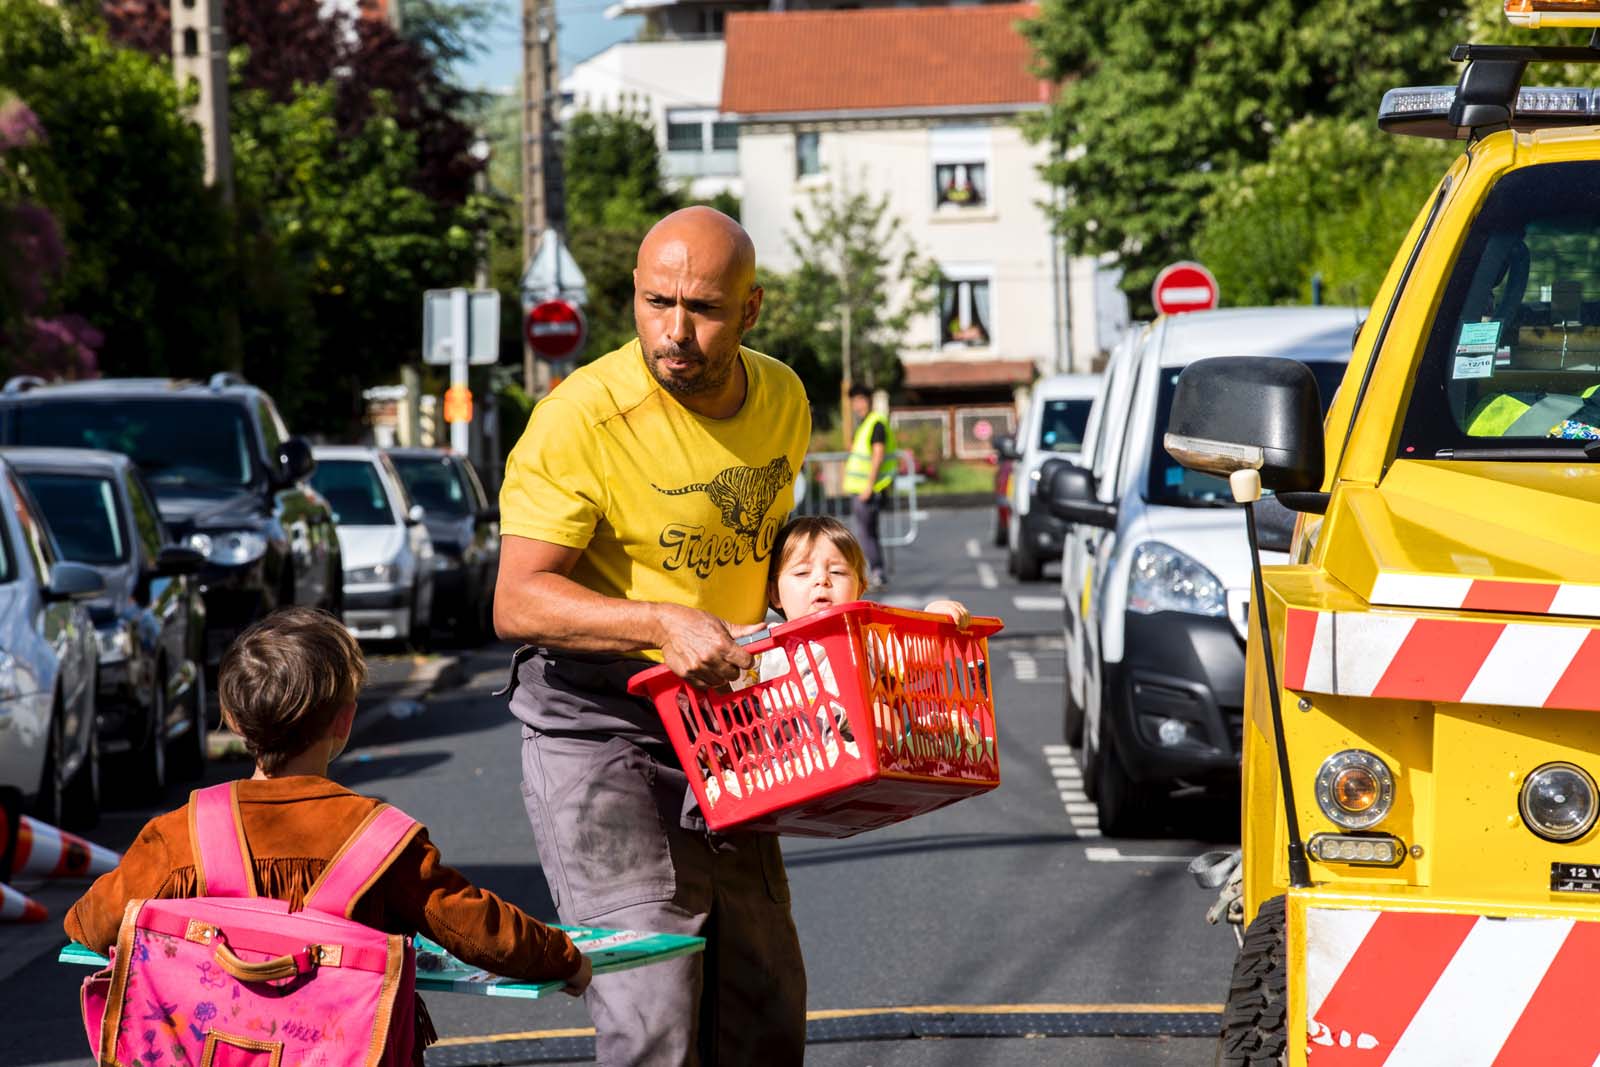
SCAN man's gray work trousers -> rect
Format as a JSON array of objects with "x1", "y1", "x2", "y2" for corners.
[{"x1": 510, "y1": 651, "x2": 807, "y2": 1066}]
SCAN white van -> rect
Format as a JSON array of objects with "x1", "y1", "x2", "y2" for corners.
[
  {"x1": 1000, "y1": 373, "x2": 1101, "y2": 581},
  {"x1": 1045, "y1": 307, "x2": 1358, "y2": 835}
]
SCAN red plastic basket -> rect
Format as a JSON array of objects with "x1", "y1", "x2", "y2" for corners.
[{"x1": 627, "y1": 601, "x2": 1004, "y2": 837}]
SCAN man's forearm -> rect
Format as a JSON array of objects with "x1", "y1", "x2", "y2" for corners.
[{"x1": 494, "y1": 571, "x2": 665, "y2": 654}]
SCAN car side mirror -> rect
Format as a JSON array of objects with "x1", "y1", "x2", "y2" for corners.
[
  {"x1": 406, "y1": 504, "x2": 426, "y2": 526},
  {"x1": 154, "y1": 544, "x2": 206, "y2": 577},
  {"x1": 993, "y1": 434, "x2": 1019, "y2": 461},
  {"x1": 276, "y1": 437, "x2": 316, "y2": 487},
  {"x1": 1163, "y1": 356, "x2": 1324, "y2": 494},
  {"x1": 1043, "y1": 458, "x2": 1117, "y2": 529},
  {"x1": 46, "y1": 560, "x2": 105, "y2": 601}
]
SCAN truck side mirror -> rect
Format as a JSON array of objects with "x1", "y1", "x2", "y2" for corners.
[
  {"x1": 1162, "y1": 357, "x2": 1324, "y2": 494},
  {"x1": 1043, "y1": 458, "x2": 1117, "y2": 529}
]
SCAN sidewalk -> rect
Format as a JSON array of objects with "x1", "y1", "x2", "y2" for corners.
[{"x1": 0, "y1": 649, "x2": 464, "y2": 986}]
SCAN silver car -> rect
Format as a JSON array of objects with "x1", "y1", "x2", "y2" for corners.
[
  {"x1": 0, "y1": 456, "x2": 104, "y2": 828},
  {"x1": 311, "y1": 446, "x2": 435, "y2": 645}
]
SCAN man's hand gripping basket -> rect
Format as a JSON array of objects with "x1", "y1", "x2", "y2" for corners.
[{"x1": 628, "y1": 602, "x2": 1003, "y2": 837}]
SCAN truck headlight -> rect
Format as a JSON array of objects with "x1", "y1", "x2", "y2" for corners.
[
  {"x1": 1316, "y1": 749, "x2": 1395, "y2": 830},
  {"x1": 188, "y1": 530, "x2": 267, "y2": 566},
  {"x1": 1127, "y1": 542, "x2": 1226, "y2": 617},
  {"x1": 1520, "y1": 763, "x2": 1597, "y2": 843}
]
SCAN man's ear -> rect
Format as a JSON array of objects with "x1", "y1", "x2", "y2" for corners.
[{"x1": 742, "y1": 285, "x2": 764, "y2": 332}]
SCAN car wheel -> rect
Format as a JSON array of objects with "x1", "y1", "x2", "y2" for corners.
[
  {"x1": 1094, "y1": 721, "x2": 1154, "y2": 837},
  {"x1": 1011, "y1": 540, "x2": 1042, "y2": 582},
  {"x1": 62, "y1": 703, "x2": 100, "y2": 831},
  {"x1": 171, "y1": 668, "x2": 208, "y2": 782},
  {"x1": 127, "y1": 673, "x2": 168, "y2": 802},
  {"x1": 33, "y1": 697, "x2": 66, "y2": 829},
  {"x1": 406, "y1": 581, "x2": 429, "y2": 652},
  {"x1": 1217, "y1": 896, "x2": 1288, "y2": 1067}
]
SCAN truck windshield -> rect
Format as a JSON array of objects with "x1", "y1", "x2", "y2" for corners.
[
  {"x1": 1038, "y1": 398, "x2": 1093, "y2": 453},
  {"x1": 1400, "y1": 162, "x2": 1600, "y2": 456},
  {"x1": 12, "y1": 400, "x2": 256, "y2": 490},
  {"x1": 1149, "y1": 361, "x2": 1349, "y2": 506}
]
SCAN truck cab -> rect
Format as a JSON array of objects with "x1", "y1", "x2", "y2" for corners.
[{"x1": 1169, "y1": 15, "x2": 1600, "y2": 1063}]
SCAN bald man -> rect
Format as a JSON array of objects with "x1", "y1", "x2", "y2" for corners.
[{"x1": 495, "y1": 207, "x2": 810, "y2": 1065}]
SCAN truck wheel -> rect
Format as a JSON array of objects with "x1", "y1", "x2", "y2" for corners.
[
  {"x1": 1094, "y1": 724, "x2": 1153, "y2": 836},
  {"x1": 1217, "y1": 895, "x2": 1288, "y2": 1067},
  {"x1": 1011, "y1": 540, "x2": 1042, "y2": 582}
]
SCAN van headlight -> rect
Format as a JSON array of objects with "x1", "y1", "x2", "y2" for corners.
[
  {"x1": 1127, "y1": 542, "x2": 1226, "y2": 617},
  {"x1": 1520, "y1": 763, "x2": 1598, "y2": 843},
  {"x1": 1316, "y1": 750, "x2": 1395, "y2": 830}
]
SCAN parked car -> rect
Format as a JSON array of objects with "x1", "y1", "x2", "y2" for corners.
[
  {"x1": 1044, "y1": 306, "x2": 1357, "y2": 834},
  {"x1": 311, "y1": 447, "x2": 435, "y2": 645},
  {"x1": 0, "y1": 374, "x2": 342, "y2": 678},
  {"x1": 1006, "y1": 373, "x2": 1102, "y2": 581},
  {"x1": 8, "y1": 448, "x2": 209, "y2": 797},
  {"x1": 0, "y1": 455, "x2": 104, "y2": 828},
  {"x1": 386, "y1": 448, "x2": 499, "y2": 640},
  {"x1": 990, "y1": 442, "x2": 1016, "y2": 548}
]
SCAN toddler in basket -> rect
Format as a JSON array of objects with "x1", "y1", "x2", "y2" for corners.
[{"x1": 65, "y1": 607, "x2": 590, "y2": 1064}]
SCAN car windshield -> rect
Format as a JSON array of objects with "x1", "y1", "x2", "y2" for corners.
[
  {"x1": 1148, "y1": 360, "x2": 1349, "y2": 506},
  {"x1": 21, "y1": 473, "x2": 126, "y2": 564},
  {"x1": 310, "y1": 460, "x2": 395, "y2": 526},
  {"x1": 1399, "y1": 162, "x2": 1600, "y2": 457},
  {"x1": 391, "y1": 455, "x2": 472, "y2": 518},
  {"x1": 1038, "y1": 398, "x2": 1093, "y2": 453},
  {"x1": 11, "y1": 399, "x2": 256, "y2": 490}
]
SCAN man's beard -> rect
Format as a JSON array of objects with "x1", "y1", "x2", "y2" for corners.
[{"x1": 645, "y1": 343, "x2": 738, "y2": 397}]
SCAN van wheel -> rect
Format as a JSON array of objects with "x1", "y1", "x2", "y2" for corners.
[
  {"x1": 1063, "y1": 680, "x2": 1085, "y2": 747},
  {"x1": 1217, "y1": 896, "x2": 1288, "y2": 1067},
  {"x1": 1010, "y1": 541, "x2": 1042, "y2": 582},
  {"x1": 1093, "y1": 722, "x2": 1153, "y2": 836}
]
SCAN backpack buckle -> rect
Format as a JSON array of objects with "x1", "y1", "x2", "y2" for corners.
[{"x1": 311, "y1": 943, "x2": 342, "y2": 967}]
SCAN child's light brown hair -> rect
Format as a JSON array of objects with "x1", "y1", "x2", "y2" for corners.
[
  {"x1": 218, "y1": 607, "x2": 366, "y2": 774},
  {"x1": 767, "y1": 515, "x2": 868, "y2": 616}
]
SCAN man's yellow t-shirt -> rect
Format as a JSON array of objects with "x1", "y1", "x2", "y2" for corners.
[{"x1": 500, "y1": 339, "x2": 811, "y2": 648}]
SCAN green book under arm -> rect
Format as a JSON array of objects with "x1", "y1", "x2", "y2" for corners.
[{"x1": 60, "y1": 925, "x2": 704, "y2": 1001}]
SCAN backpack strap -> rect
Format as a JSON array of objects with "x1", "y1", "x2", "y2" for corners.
[
  {"x1": 302, "y1": 804, "x2": 420, "y2": 919},
  {"x1": 189, "y1": 782, "x2": 258, "y2": 898}
]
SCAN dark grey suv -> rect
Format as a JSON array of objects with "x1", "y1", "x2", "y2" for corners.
[{"x1": 0, "y1": 374, "x2": 342, "y2": 678}]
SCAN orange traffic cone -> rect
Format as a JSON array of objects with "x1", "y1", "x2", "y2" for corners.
[
  {"x1": 0, "y1": 881, "x2": 47, "y2": 922},
  {"x1": 1, "y1": 816, "x2": 120, "y2": 881}
]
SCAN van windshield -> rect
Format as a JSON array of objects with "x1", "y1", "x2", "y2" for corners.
[
  {"x1": 1038, "y1": 398, "x2": 1093, "y2": 453},
  {"x1": 1400, "y1": 162, "x2": 1600, "y2": 456},
  {"x1": 1149, "y1": 361, "x2": 1349, "y2": 506}
]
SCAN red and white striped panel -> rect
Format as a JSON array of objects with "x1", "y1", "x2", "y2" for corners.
[
  {"x1": 1369, "y1": 573, "x2": 1600, "y2": 619},
  {"x1": 1306, "y1": 907, "x2": 1600, "y2": 1064},
  {"x1": 1282, "y1": 609, "x2": 1600, "y2": 711}
]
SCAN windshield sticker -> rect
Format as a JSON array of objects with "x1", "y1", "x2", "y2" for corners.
[
  {"x1": 1453, "y1": 353, "x2": 1495, "y2": 380},
  {"x1": 1495, "y1": 346, "x2": 1513, "y2": 368},
  {"x1": 1457, "y1": 321, "x2": 1502, "y2": 352}
]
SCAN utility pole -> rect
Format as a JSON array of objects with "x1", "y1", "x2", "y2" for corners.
[
  {"x1": 521, "y1": 0, "x2": 565, "y2": 397},
  {"x1": 171, "y1": 0, "x2": 233, "y2": 204},
  {"x1": 837, "y1": 303, "x2": 853, "y2": 447}
]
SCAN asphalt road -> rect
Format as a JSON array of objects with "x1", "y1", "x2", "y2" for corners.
[{"x1": 7, "y1": 506, "x2": 1241, "y2": 1066}]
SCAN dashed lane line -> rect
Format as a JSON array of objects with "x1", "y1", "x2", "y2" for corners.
[
  {"x1": 1043, "y1": 744, "x2": 1101, "y2": 839},
  {"x1": 965, "y1": 538, "x2": 981, "y2": 559},
  {"x1": 1084, "y1": 847, "x2": 1197, "y2": 865},
  {"x1": 1014, "y1": 594, "x2": 1066, "y2": 612},
  {"x1": 978, "y1": 562, "x2": 999, "y2": 589}
]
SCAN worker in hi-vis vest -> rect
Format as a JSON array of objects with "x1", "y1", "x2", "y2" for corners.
[{"x1": 842, "y1": 383, "x2": 897, "y2": 587}]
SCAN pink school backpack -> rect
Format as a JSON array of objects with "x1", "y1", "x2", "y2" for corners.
[{"x1": 79, "y1": 781, "x2": 423, "y2": 1067}]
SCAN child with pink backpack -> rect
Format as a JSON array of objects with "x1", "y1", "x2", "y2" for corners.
[{"x1": 66, "y1": 607, "x2": 590, "y2": 1067}]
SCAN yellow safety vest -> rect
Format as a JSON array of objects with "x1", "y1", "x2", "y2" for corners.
[{"x1": 842, "y1": 410, "x2": 897, "y2": 495}]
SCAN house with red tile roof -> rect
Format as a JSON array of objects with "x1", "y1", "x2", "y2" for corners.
[{"x1": 721, "y1": 4, "x2": 1126, "y2": 458}]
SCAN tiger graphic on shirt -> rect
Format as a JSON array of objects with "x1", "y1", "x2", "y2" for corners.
[{"x1": 652, "y1": 456, "x2": 793, "y2": 577}]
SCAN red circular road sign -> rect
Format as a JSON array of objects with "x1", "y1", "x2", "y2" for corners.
[
  {"x1": 525, "y1": 299, "x2": 587, "y2": 361},
  {"x1": 1152, "y1": 261, "x2": 1220, "y2": 316}
]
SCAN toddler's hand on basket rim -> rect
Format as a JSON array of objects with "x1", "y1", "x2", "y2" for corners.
[{"x1": 924, "y1": 600, "x2": 971, "y2": 629}]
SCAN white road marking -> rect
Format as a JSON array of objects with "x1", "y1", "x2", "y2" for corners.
[
  {"x1": 1014, "y1": 595, "x2": 1065, "y2": 612},
  {"x1": 1010, "y1": 651, "x2": 1038, "y2": 680},
  {"x1": 1043, "y1": 745, "x2": 1103, "y2": 837},
  {"x1": 1084, "y1": 847, "x2": 1195, "y2": 864},
  {"x1": 977, "y1": 562, "x2": 999, "y2": 589},
  {"x1": 965, "y1": 538, "x2": 981, "y2": 559},
  {"x1": 1042, "y1": 745, "x2": 1073, "y2": 756}
]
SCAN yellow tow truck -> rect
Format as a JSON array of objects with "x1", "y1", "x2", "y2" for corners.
[{"x1": 1157, "y1": 3, "x2": 1600, "y2": 1062}]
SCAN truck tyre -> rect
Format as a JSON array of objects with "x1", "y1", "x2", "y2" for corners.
[{"x1": 1217, "y1": 895, "x2": 1288, "y2": 1067}]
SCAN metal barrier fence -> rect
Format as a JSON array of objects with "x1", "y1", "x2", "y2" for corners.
[{"x1": 794, "y1": 450, "x2": 921, "y2": 572}]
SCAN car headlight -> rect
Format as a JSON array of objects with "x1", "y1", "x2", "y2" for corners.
[
  {"x1": 1520, "y1": 762, "x2": 1597, "y2": 843},
  {"x1": 346, "y1": 563, "x2": 394, "y2": 584},
  {"x1": 96, "y1": 627, "x2": 133, "y2": 665},
  {"x1": 1316, "y1": 750, "x2": 1395, "y2": 830},
  {"x1": 427, "y1": 553, "x2": 458, "y2": 572},
  {"x1": 188, "y1": 530, "x2": 268, "y2": 566},
  {"x1": 1127, "y1": 542, "x2": 1226, "y2": 617}
]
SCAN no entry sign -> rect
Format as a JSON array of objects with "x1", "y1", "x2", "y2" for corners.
[
  {"x1": 525, "y1": 299, "x2": 587, "y2": 361},
  {"x1": 1152, "y1": 262, "x2": 1220, "y2": 316}
]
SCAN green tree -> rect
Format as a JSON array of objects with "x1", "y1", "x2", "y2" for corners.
[
  {"x1": 0, "y1": 0, "x2": 235, "y2": 377},
  {"x1": 1021, "y1": 0, "x2": 1464, "y2": 314}
]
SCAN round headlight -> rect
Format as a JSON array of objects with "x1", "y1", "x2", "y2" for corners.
[
  {"x1": 1315, "y1": 750, "x2": 1395, "y2": 830},
  {"x1": 1520, "y1": 763, "x2": 1597, "y2": 843}
]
